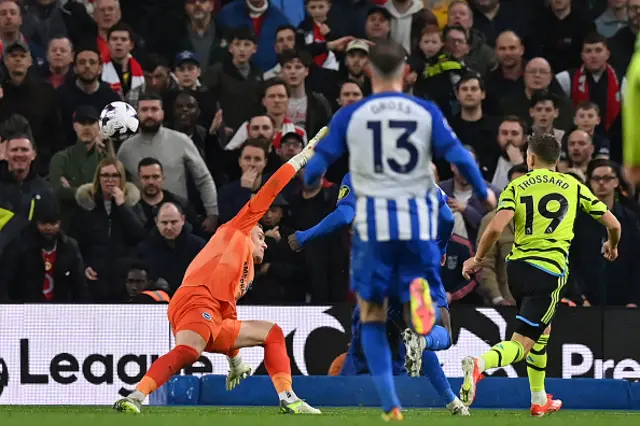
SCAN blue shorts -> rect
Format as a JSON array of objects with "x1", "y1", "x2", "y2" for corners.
[{"x1": 351, "y1": 233, "x2": 445, "y2": 307}]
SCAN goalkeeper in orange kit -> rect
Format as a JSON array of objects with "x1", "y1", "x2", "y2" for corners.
[{"x1": 113, "y1": 128, "x2": 328, "y2": 415}]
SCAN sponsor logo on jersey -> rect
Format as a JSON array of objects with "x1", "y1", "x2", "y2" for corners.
[{"x1": 338, "y1": 185, "x2": 350, "y2": 202}]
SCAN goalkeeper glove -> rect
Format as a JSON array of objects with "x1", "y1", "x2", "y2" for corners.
[{"x1": 225, "y1": 355, "x2": 252, "y2": 391}]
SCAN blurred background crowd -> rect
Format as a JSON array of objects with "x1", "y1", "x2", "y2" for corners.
[{"x1": 0, "y1": 0, "x2": 638, "y2": 308}]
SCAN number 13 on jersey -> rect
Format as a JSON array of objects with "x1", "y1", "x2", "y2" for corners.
[{"x1": 367, "y1": 120, "x2": 420, "y2": 174}]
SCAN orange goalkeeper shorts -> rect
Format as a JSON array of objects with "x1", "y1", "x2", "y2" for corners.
[{"x1": 168, "y1": 286, "x2": 241, "y2": 354}]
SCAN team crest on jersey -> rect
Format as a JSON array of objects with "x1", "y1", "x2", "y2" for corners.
[
  {"x1": 202, "y1": 312, "x2": 212, "y2": 321},
  {"x1": 338, "y1": 185, "x2": 350, "y2": 202}
]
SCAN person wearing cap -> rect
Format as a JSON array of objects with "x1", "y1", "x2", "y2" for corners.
[
  {"x1": 0, "y1": 200, "x2": 87, "y2": 302},
  {"x1": 174, "y1": 51, "x2": 203, "y2": 90},
  {"x1": 168, "y1": 50, "x2": 216, "y2": 127},
  {"x1": 216, "y1": 0, "x2": 290, "y2": 71},
  {"x1": 49, "y1": 105, "x2": 107, "y2": 221},
  {"x1": 0, "y1": 38, "x2": 65, "y2": 175},
  {"x1": 341, "y1": 39, "x2": 372, "y2": 96},
  {"x1": 279, "y1": 48, "x2": 332, "y2": 139},
  {"x1": 201, "y1": 26, "x2": 263, "y2": 132},
  {"x1": 365, "y1": 6, "x2": 392, "y2": 42}
]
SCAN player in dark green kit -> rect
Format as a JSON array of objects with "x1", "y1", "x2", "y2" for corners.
[{"x1": 459, "y1": 134, "x2": 621, "y2": 416}]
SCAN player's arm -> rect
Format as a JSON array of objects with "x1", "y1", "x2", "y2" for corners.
[
  {"x1": 230, "y1": 128, "x2": 328, "y2": 234},
  {"x1": 436, "y1": 193, "x2": 454, "y2": 256},
  {"x1": 428, "y1": 103, "x2": 494, "y2": 208},
  {"x1": 292, "y1": 174, "x2": 355, "y2": 250},
  {"x1": 462, "y1": 184, "x2": 516, "y2": 279},
  {"x1": 578, "y1": 183, "x2": 621, "y2": 260},
  {"x1": 623, "y1": 52, "x2": 640, "y2": 182},
  {"x1": 304, "y1": 107, "x2": 350, "y2": 186}
]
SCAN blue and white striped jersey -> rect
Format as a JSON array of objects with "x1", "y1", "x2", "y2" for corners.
[{"x1": 305, "y1": 92, "x2": 487, "y2": 243}]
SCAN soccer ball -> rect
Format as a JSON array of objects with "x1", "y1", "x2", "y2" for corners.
[{"x1": 99, "y1": 101, "x2": 139, "y2": 142}]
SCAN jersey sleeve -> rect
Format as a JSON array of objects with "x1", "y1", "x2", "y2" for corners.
[
  {"x1": 497, "y1": 181, "x2": 517, "y2": 212},
  {"x1": 336, "y1": 173, "x2": 355, "y2": 209},
  {"x1": 304, "y1": 105, "x2": 351, "y2": 186},
  {"x1": 228, "y1": 162, "x2": 297, "y2": 234},
  {"x1": 577, "y1": 182, "x2": 607, "y2": 219},
  {"x1": 624, "y1": 49, "x2": 640, "y2": 167}
]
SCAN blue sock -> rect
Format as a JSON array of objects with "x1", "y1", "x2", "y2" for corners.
[
  {"x1": 422, "y1": 351, "x2": 456, "y2": 405},
  {"x1": 361, "y1": 322, "x2": 401, "y2": 412},
  {"x1": 425, "y1": 325, "x2": 451, "y2": 351}
]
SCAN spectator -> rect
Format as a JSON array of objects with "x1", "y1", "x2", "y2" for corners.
[
  {"x1": 476, "y1": 163, "x2": 526, "y2": 306},
  {"x1": 0, "y1": 0, "x2": 45, "y2": 65},
  {"x1": 101, "y1": 22, "x2": 145, "y2": 107},
  {"x1": 440, "y1": 145, "x2": 500, "y2": 245},
  {"x1": 280, "y1": 49, "x2": 332, "y2": 137},
  {"x1": 21, "y1": 0, "x2": 70, "y2": 52},
  {"x1": 0, "y1": 131, "x2": 56, "y2": 248},
  {"x1": 340, "y1": 39, "x2": 372, "y2": 96},
  {"x1": 225, "y1": 78, "x2": 307, "y2": 151},
  {"x1": 449, "y1": 73, "x2": 499, "y2": 180},
  {"x1": 48, "y1": 105, "x2": 106, "y2": 221},
  {"x1": 383, "y1": 0, "x2": 429, "y2": 53},
  {"x1": 57, "y1": 46, "x2": 121, "y2": 144},
  {"x1": 596, "y1": 0, "x2": 628, "y2": 38},
  {"x1": 298, "y1": 0, "x2": 340, "y2": 71},
  {"x1": 559, "y1": 101, "x2": 611, "y2": 169},
  {"x1": 202, "y1": 26, "x2": 264, "y2": 132},
  {"x1": 565, "y1": 129, "x2": 595, "y2": 176},
  {"x1": 35, "y1": 36, "x2": 74, "y2": 88},
  {"x1": 167, "y1": 51, "x2": 216, "y2": 127},
  {"x1": 336, "y1": 79, "x2": 364, "y2": 110},
  {"x1": 365, "y1": 6, "x2": 392, "y2": 42},
  {"x1": 609, "y1": 0, "x2": 640, "y2": 73},
  {"x1": 446, "y1": 0, "x2": 496, "y2": 76},
  {"x1": 536, "y1": 0, "x2": 595, "y2": 73},
  {"x1": 491, "y1": 115, "x2": 527, "y2": 189},
  {"x1": 571, "y1": 159, "x2": 640, "y2": 307},
  {"x1": 0, "y1": 200, "x2": 87, "y2": 302},
  {"x1": 218, "y1": 137, "x2": 270, "y2": 223},
  {"x1": 500, "y1": 57, "x2": 575, "y2": 132},
  {"x1": 92, "y1": 0, "x2": 146, "y2": 62},
  {"x1": 137, "y1": 157, "x2": 204, "y2": 235},
  {"x1": 555, "y1": 33, "x2": 623, "y2": 135},
  {"x1": 442, "y1": 24, "x2": 471, "y2": 65},
  {"x1": 216, "y1": 0, "x2": 291, "y2": 71},
  {"x1": 124, "y1": 260, "x2": 171, "y2": 303},
  {"x1": 137, "y1": 202, "x2": 206, "y2": 294},
  {"x1": 117, "y1": 92, "x2": 219, "y2": 232},
  {"x1": 243, "y1": 194, "x2": 303, "y2": 303},
  {"x1": 0, "y1": 40, "x2": 65, "y2": 174},
  {"x1": 180, "y1": 0, "x2": 226, "y2": 69},
  {"x1": 528, "y1": 90, "x2": 565, "y2": 142},
  {"x1": 264, "y1": 24, "x2": 295, "y2": 79},
  {"x1": 70, "y1": 157, "x2": 146, "y2": 302},
  {"x1": 484, "y1": 30, "x2": 525, "y2": 114},
  {"x1": 140, "y1": 53, "x2": 177, "y2": 94}
]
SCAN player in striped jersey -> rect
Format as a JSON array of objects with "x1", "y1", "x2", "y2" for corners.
[{"x1": 304, "y1": 39, "x2": 493, "y2": 420}]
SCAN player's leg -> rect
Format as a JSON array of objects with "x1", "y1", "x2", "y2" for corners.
[{"x1": 528, "y1": 324, "x2": 551, "y2": 411}]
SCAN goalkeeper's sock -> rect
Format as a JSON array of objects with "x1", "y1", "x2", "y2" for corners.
[
  {"x1": 425, "y1": 325, "x2": 451, "y2": 351},
  {"x1": 361, "y1": 322, "x2": 401, "y2": 412},
  {"x1": 422, "y1": 351, "x2": 456, "y2": 405},
  {"x1": 527, "y1": 334, "x2": 549, "y2": 405},
  {"x1": 480, "y1": 340, "x2": 525, "y2": 371},
  {"x1": 263, "y1": 324, "x2": 293, "y2": 396},
  {"x1": 135, "y1": 344, "x2": 200, "y2": 398}
]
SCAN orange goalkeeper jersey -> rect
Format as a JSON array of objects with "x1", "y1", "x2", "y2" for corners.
[{"x1": 181, "y1": 163, "x2": 297, "y2": 305}]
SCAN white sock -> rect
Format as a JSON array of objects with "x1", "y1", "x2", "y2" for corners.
[
  {"x1": 278, "y1": 390, "x2": 298, "y2": 403},
  {"x1": 128, "y1": 390, "x2": 146, "y2": 403},
  {"x1": 477, "y1": 357, "x2": 487, "y2": 373},
  {"x1": 531, "y1": 390, "x2": 547, "y2": 405}
]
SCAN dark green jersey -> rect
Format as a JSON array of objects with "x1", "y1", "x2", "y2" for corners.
[{"x1": 497, "y1": 168, "x2": 608, "y2": 276}]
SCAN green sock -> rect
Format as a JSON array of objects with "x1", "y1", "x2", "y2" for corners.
[
  {"x1": 481, "y1": 340, "x2": 525, "y2": 370},
  {"x1": 527, "y1": 334, "x2": 549, "y2": 394}
]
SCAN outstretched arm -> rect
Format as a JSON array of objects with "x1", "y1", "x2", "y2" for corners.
[{"x1": 231, "y1": 128, "x2": 329, "y2": 234}]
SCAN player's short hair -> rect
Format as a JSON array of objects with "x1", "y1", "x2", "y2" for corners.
[
  {"x1": 139, "y1": 91, "x2": 163, "y2": 104},
  {"x1": 240, "y1": 137, "x2": 269, "y2": 158},
  {"x1": 138, "y1": 157, "x2": 163, "y2": 173},
  {"x1": 575, "y1": 100, "x2": 600, "y2": 115},
  {"x1": 529, "y1": 90, "x2": 558, "y2": 109},
  {"x1": 526, "y1": 133, "x2": 561, "y2": 165},
  {"x1": 500, "y1": 115, "x2": 528, "y2": 134},
  {"x1": 368, "y1": 38, "x2": 407, "y2": 78},
  {"x1": 107, "y1": 21, "x2": 134, "y2": 41},
  {"x1": 508, "y1": 163, "x2": 528, "y2": 181},
  {"x1": 456, "y1": 72, "x2": 484, "y2": 92},
  {"x1": 262, "y1": 78, "x2": 290, "y2": 98},
  {"x1": 582, "y1": 32, "x2": 608, "y2": 49}
]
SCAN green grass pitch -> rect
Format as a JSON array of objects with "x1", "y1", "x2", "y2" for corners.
[{"x1": 1, "y1": 406, "x2": 639, "y2": 426}]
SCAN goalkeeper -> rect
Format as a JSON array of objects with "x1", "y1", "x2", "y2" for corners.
[
  {"x1": 113, "y1": 129, "x2": 329, "y2": 415},
  {"x1": 288, "y1": 173, "x2": 469, "y2": 415}
]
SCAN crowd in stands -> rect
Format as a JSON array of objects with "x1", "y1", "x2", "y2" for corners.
[{"x1": 0, "y1": 0, "x2": 638, "y2": 308}]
